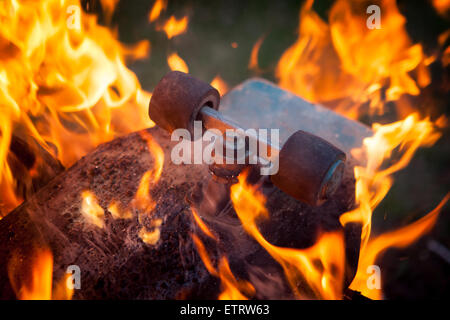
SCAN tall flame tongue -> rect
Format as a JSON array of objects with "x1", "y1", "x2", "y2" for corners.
[
  {"x1": 230, "y1": 171, "x2": 346, "y2": 300},
  {"x1": 0, "y1": 0, "x2": 152, "y2": 217}
]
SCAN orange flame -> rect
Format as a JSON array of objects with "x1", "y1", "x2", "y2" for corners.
[
  {"x1": 210, "y1": 75, "x2": 229, "y2": 96},
  {"x1": 8, "y1": 248, "x2": 73, "y2": 300},
  {"x1": 160, "y1": 15, "x2": 188, "y2": 39},
  {"x1": 148, "y1": 0, "x2": 167, "y2": 23},
  {"x1": 191, "y1": 208, "x2": 217, "y2": 240},
  {"x1": 134, "y1": 131, "x2": 164, "y2": 245},
  {"x1": 230, "y1": 172, "x2": 345, "y2": 299},
  {"x1": 167, "y1": 52, "x2": 189, "y2": 73},
  {"x1": 340, "y1": 114, "x2": 443, "y2": 251},
  {"x1": 276, "y1": 0, "x2": 432, "y2": 119},
  {"x1": 80, "y1": 190, "x2": 105, "y2": 228},
  {"x1": 349, "y1": 193, "x2": 449, "y2": 299},
  {"x1": 0, "y1": 0, "x2": 153, "y2": 217},
  {"x1": 192, "y1": 234, "x2": 255, "y2": 299}
]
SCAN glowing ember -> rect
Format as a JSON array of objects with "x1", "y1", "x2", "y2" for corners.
[
  {"x1": 81, "y1": 190, "x2": 105, "y2": 228},
  {"x1": 340, "y1": 114, "x2": 443, "y2": 250},
  {"x1": 108, "y1": 200, "x2": 132, "y2": 220}
]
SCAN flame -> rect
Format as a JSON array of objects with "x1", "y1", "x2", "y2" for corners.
[
  {"x1": 432, "y1": 0, "x2": 450, "y2": 16},
  {"x1": 276, "y1": 0, "x2": 432, "y2": 119},
  {"x1": 108, "y1": 200, "x2": 132, "y2": 219},
  {"x1": 139, "y1": 218, "x2": 163, "y2": 245},
  {"x1": 8, "y1": 248, "x2": 73, "y2": 300},
  {"x1": 192, "y1": 234, "x2": 255, "y2": 299},
  {"x1": 133, "y1": 131, "x2": 164, "y2": 245},
  {"x1": 80, "y1": 190, "x2": 105, "y2": 228},
  {"x1": 167, "y1": 52, "x2": 189, "y2": 73},
  {"x1": 270, "y1": 0, "x2": 447, "y2": 299},
  {"x1": 340, "y1": 114, "x2": 442, "y2": 251},
  {"x1": 190, "y1": 209, "x2": 254, "y2": 299},
  {"x1": 248, "y1": 36, "x2": 265, "y2": 72},
  {"x1": 338, "y1": 113, "x2": 445, "y2": 300},
  {"x1": 210, "y1": 75, "x2": 229, "y2": 96},
  {"x1": 160, "y1": 15, "x2": 188, "y2": 39},
  {"x1": 148, "y1": 0, "x2": 167, "y2": 23},
  {"x1": 99, "y1": 0, "x2": 119, "y2": 24},
  {"x1": 0, "y1": 0, "x2": 153, "y2": 217},
  {"x1": 230, "y1": 172, "x2": 345, "y2": 299},
  {"x1": 191, "y1": 208, "x2": 217, "y2": 240},
  {"x1": 349, "y1": 193, "x2": 449, "y2": 299}
]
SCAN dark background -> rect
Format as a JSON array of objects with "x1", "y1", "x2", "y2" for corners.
[{"x1": 86, "y1": 0, "x2": 449, "y2": 299}]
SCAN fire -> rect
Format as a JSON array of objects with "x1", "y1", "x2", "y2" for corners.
[
  {"x1": 134, "y1": 131, "x2": 164, "y2": 245},
  {"x1": 340, "y1": 114, "x2": 443, "y2": 248},
  {"x1": 230, "y1": 172, "x2": 345, "y2": 299},
  {"x1": 0, "y1": 0, "x2": 153, "y2": 217},
  {"x1": 432, "y1": 0, "x2": 450, "y2": 16},
  {"x1": 167, "y1": 52, "x2": 189, "y2": 73},
  {"x1": 80, "y1": 190, "x2": 105, "y2": 228},
  {"x1": 338, "y1": 113, "x2": 446, "y2": 300},
  {"x1": 191, "y1": 208, "x2": 217, "y2": 240},
  {"x1": 148, "y1": 0, "x2": 167, "y2": 23},
  {"x1": 190, "y1": 209, "x2": 254, "y2": 299},
  {"x1": 108, "y1": 200, "x2": 132, "y2": 219},
  {"x1": 7, "y1": 248, "x2": 73, "y2": 300},
  {"x1": 248, "y1": 36, "x2": 265, "y2": 72},
  {"x1": 192, "y1": 234, "x2": 255, "y2": 300},
  {"x1": 276, "y1": 0, "x2": 433, "y2": 119},
  {"x1": 349, "y1": 194, "x2": 449, "y2": 299},
  {"x1": 210, "y1": 75, "x2": 229, "y2": 96},
  {"x1": 160, "y1": 15, "x2": 189, "y2": 39}
]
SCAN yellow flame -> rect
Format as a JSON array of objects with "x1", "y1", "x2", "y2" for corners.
[
  {"x1": 191, "y1": 208, "x2": 217, "y2": 240},
  {"x1": 192, "y1": 234, "x2": 255, "y2": 299},
  {"x1": 160, "y1": 15, "x2": 188, "y2": 39},
  {"x1": 108, "y1": 200, "x2": 132, "y2": 219},
  {"x1": 81, "y1": 190, "x2": 105, "y2": 228},
  {"x1": 0, "y1": 0, "x2": 153, "y2": 217},
  {"x1": 167, "y1": 52, "x2": 189, "y2": 73},
  {"x1": 8, "y1": 248, "x2": 73, "y2": 300},
  {"x1": 210, "y1": 75, "x2": 229, "y2": 96},
  {"x1": 276, "y1": 0, "x2": 432, "y2": 119},
  {"x1": 139, "y1": 218, "x2": 163, "y2": 245},
  {"x1": 134, "y1": 131, "x2": 164, "y2": 245},
  {"x1": 230, "y1": 172, "x2": 345, "y2": 299},
  {"x1": 349, "y1": 194, "x2": 449, "y2": 299},
  {"x1": 340, "y1": 114, "x2": 442, "y2": 251}
]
